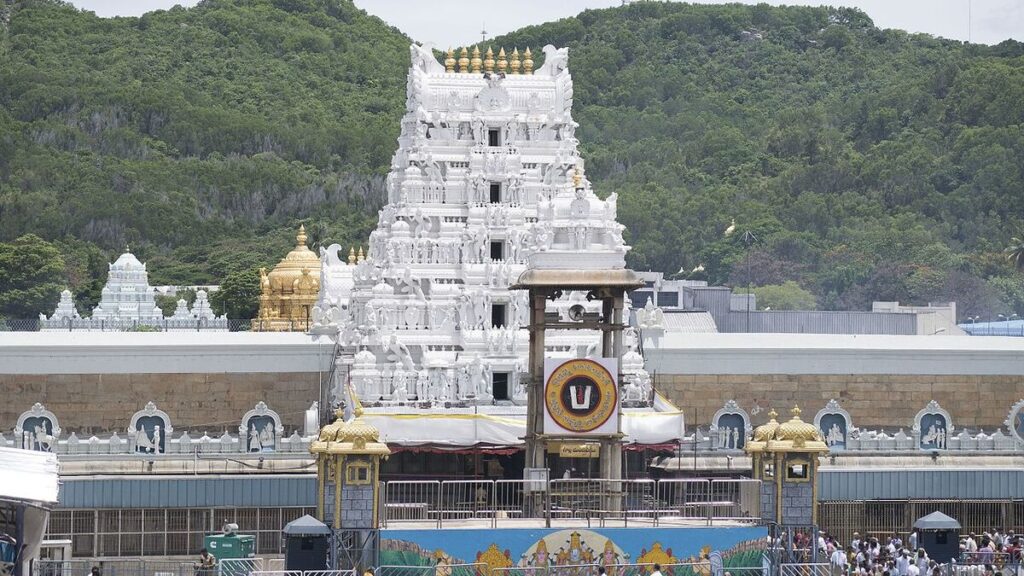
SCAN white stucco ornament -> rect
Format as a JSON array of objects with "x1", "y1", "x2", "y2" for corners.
[{"x1": 309, "y1": 43, "x2": 646, "y2": 412}]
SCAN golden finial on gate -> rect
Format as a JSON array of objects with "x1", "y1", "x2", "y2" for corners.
[
  {"x1": 444, "y1": 47, "x2": 456, "y2": 72},
  {"x1": 497, "y1": 48, "x2": 507, "y2": 73},
  {"x1": 484, "y1": 47, "x2": 495, "y2": 73},
  {"x1": 470, "y1": 46, "x2": 482, "y2": 73}
]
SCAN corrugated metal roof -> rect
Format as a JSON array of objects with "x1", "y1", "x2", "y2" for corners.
[
  {"x1": 721, "y1": 311, "x2": 917, "y2": 335},
  {"x1": 819, "y1": 469, "x2": 1024, "y2": 500},
  {"x1": 663, "y1": 311, "x2": 719, "y2": 333},
  {"x1": 59, "y1": 475, "x2": 317, "y2": 508}
]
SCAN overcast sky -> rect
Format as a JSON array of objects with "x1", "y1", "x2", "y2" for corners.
[{"x1": 67, "y1": 0, "x2": 1023, "y2": 47}]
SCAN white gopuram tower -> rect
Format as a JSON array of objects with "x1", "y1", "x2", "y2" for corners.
[{"x1": 313, "y1": 45, "x2": 674, "y2": 447}]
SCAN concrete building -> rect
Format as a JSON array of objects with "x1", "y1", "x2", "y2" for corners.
[{"x1": 631, "y1": 272, "x2": 964, "y2": 336}]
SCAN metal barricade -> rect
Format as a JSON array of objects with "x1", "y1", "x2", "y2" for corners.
[
  {"x1": 779, "y1": 564, "x2": 829, "y2": 576},
  {"x1": 303, "y1": 571, "x2": 356, "y2": 576},
  {"x1": 609, "y1": 563, "x2": 766, "y2": 576},
  {"x1": 710, "y1": 478, "x2": 761, "y2": 521},
  {"x1": 549, "y1": 479, "x2": 604, "y2": 520},
  {"x1": 219, "y1": 559, "x2": 265, "y2": 576},
  {"x1": 34, "y1": 560, "x2": 199, "y2": 576},
  {"x1": 655, "y1": 478, "x2": 714, "y2": 525},
  {"x1": 492, "y1": 565, "x2": 601, "y2": 576},
  {"x1": 619, "y1": 479, "x2": 657, "y2": 525},
  {"x1": 492, "y1": 479, "x2": 532, "y2": 527},
  {"x1": 380, "y1": 478, "x2": 763, "y2": 528},
  {"x1": 250, "y1": 571, "x2": 301, "y2": 576},
  {"x1": 438, "y1": 480, "x2": 494, "y2": 526},
  {"x1": 383, "y1": 481, "x2": 441, "y2": 527},
  {"x1": 376, "y1": 563, "x2": 487, "y2": 576}
]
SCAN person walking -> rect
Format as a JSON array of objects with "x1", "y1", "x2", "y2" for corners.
[
  {"x1": 895, "y1": 550, "x2": 911, "y2": 576},
  {"x1": 831, "y1": 546, "x2": 849, "y2": 576},
  {"x1": 651, "y1": 564, "x2": 663, "y2": 576},
  {"x1": 914, "y1": 549, "x2": 929, "y2": 574}
]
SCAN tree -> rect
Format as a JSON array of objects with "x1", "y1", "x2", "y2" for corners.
[
  {"x1": 1006, "y1": 235, "x2": 1024, "y2": 272},
  {"x1": 740, "y1": 281, "x2": 818, "y2": 310},
  {"x1": 155, "y1": 289, "x2": 196, "y2": 317},
  {"x1": 0, "y1": 234, "x2": 66, "y2": 318},
  {"x1": 211, "y1": 268, "x2": 261, "y2": 320}
]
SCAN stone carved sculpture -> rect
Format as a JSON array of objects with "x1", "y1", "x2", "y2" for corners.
[{"x1": 306, "y1": 44, "x2": 651, "y2": 412}]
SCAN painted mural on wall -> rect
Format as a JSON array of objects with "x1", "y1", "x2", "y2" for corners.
[{"x1": 381, "y1": 527, "x2": 767, "y2": 575}]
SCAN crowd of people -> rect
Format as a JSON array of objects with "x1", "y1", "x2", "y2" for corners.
[{"x1": 821, "y1": 529, "x2": 1023, "y2": 576}]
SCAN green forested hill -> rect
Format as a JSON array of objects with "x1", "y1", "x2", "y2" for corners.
[{"x1": 1, "y1": 0, "x2": 1023, "y2": 319}]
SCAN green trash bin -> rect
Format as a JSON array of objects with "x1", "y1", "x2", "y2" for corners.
[{"x1": 203, "y1": 532, "x2": 256, "y2": 560}]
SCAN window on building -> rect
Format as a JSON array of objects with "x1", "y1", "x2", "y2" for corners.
[
  {"x1": 489, "y1": 182, "x2": 501, "y2": 203},
  {"x1": 490, "y1": 241, "x2": 504, "y2": 261},
  {"x1": 492, "y1": 303, "x2": 506, "y2": 328},
  {"x1": 346, "y1": 462, "x2": 371, "y2": 485},
  {"x1": 657, "y1": 291, "x2": 679, "y2": 307},
  {"x1": 488, "y1": 129, "x2": 500, "y2": 147},
  {"x1": 785, "y1": 459, "x2": 810, "y2": 482},
  {"x1": 492, "y1": 372, "x2": 509, "y2": 401}
]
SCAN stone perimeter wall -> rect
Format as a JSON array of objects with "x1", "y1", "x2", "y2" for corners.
[
  {"x1": 659, "y1": 373, "x2": 1024, "y2": 429},
  {"x1": 1, "y1": 372, "x2": 322, "y2": 433}
]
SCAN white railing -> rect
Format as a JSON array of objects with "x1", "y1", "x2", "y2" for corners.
[{"x1": 382, "y1": 478, "x2": 761, "y2": 528}]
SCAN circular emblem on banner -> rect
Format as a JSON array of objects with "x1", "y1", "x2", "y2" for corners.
[{"x1": 545, "y1": 359, "x2": 617, "y2": 433}]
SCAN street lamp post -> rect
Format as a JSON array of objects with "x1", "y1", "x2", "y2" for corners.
[{"x1": 742, "y1": 230, "x2": 758, "y2": 333}]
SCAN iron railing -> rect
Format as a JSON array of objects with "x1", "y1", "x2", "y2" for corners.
[
  {"x1": 380, "y1": 478, "x2": 761, "y2": 528},
  {"x1": 818, "y1": 499, "x2": 1024, "y2": 546},
  {"x1": 33, "y1": 559, "x2": 196, "y2": 576},
  {"x1": 1, "y1": 318, "x2": 260, "y2": 332}
]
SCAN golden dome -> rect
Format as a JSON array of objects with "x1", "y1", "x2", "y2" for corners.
[
  {"x1": 746, "y1": 405, "x2": 828, "y2": 455},
  {"x1": 266, "y1": 225, "x2": 321, "y2": 293},
  {"x1": 336, "y1": 417, "x2": 380, "y2": 445},
  {"x1": 776, "y1": 406, "x2": 823, "y2": 445},
  {"x1": 752, "y1": 409, "x2": 780, "y2": 442},
  {"x1": 310, "y1": 409, "x2": 390, "y2": 456},
  {"x1": 255, "y1": 225, "x2": 321, "y2": 331}
]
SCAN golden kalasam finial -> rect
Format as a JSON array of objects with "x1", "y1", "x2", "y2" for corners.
[
  {"x1": 458, "y1": 47, "x2": 470, "y2": 73},
  {"x1": 357, "y1": 246, "x2": 365, "y2": 262},
  {"x1": 470, "y1": 46, "x2": 482, "y2": 73},
  {"x1": 444, "y1": 47, "x2": 456, "y2": 72},
  {"x1": 509, "y1": 48, "x2": 521, "y2": 74},
  {"x1": 296, "y1": 224, "x2": 307, "y2": 247},
  {"x1": 483, "y1": 46, "x2": 495, "y2": 73},
  {"x1": 497, "y1": 47, "x2": 507, "y2": 73},
  {"x1": 572, "y1": 167, "x2": 583, "y2": 189},
  {"x1": 768, "y1": 408, "x2": 778, "y2": 420},
  {"x1": 791, "y1": 405, "x2": 802, "y2": 418},
  {"x1": 523, "y1": 47, "x2": 533, "y2": 73},
  {"x1": 348, "y1": 246, "x2": 356, "y2": 265}
]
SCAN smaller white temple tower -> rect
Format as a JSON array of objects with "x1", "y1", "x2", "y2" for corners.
[{"x1": 91, "y1": 248, "x2": 163, "y2": 322}]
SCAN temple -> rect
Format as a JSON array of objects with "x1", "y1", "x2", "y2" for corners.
[
  {"x1": 255, "y1": 225, "x2": 323, "y2": 332},
  {"x1": 309, "y1": 43, "x2": 683, "y2": 452},
  {"x1": 6, "y1": 43, "x2": 1024, "y2": 561},
  {"x1": 39, "y1": 248, "x2": 227, "y2": 331}
]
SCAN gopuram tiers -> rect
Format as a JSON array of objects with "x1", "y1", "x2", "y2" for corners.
[{"x1": 312, "y1": 44, "x2": 656, "y2": 414}]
